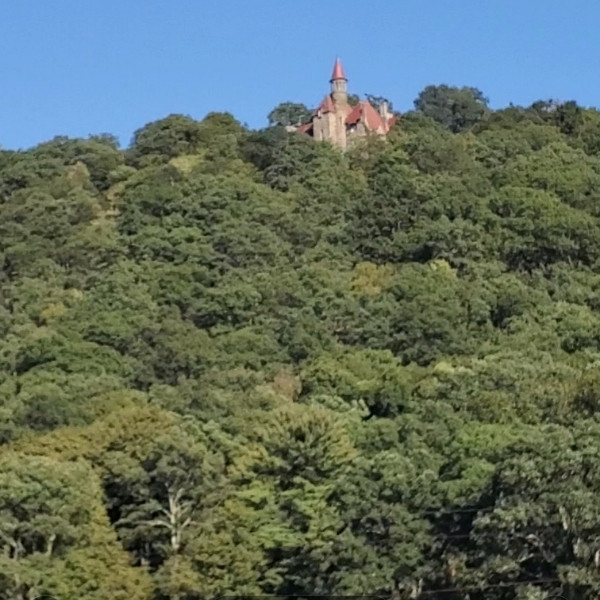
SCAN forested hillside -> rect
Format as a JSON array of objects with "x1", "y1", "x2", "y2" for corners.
[{"x1": 3, "y1": 90, "x2": 600, "y2": 600}]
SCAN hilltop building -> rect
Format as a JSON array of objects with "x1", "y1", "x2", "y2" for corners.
[{"x1": 290, "y1": 58, "x2": 396, "y2": 149}]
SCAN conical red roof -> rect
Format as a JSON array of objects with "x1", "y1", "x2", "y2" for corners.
[{"x1": 331, "y1": 57, "x2": 347, "y2": 80}]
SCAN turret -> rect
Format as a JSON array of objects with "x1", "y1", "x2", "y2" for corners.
[{"x1": 330, "y1": 57, "x2": 348, "y2": 104}]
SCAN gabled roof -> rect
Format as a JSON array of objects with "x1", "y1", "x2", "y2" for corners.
[
  {"x1": 314, "y1": 94, "x2": 335, "y2": 115},
  {"x1": 388, "y1": 114, "x2": 399, "y2": 128},
  {"x1": 346, "y1": 101, "x2": 389, "y2": 132},
  {"x1": 296, "y1": 122, "x2": 313, "y2": 134},
  {"x1": 311, "y1": 96, "x2": 397, "y2": 133}
]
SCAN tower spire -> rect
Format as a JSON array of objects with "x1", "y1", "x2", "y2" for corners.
[
  {"x1": 330, "y1": 57, "x2": 348, "y2": 104},
  {"x1": 331, "y1": 57, "x2": 347, "y2": 81}
]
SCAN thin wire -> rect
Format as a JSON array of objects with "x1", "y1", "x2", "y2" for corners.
[
  {"x1": 419, "y1": 507, "x2": 496, "y2": 516},
  {"x1": 416, "y1": 578, "x2": 562, "y2": 596},
  {"x1": 428, "y1": 534, "x2": 476, "y2": 540},
  {"x1": 348, "y1": 506, "x2": 589, "y2": 596}
]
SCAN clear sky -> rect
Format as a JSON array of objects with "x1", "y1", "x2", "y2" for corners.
[{"x1": 2, "y1": 0, "x2": 600, "y2": 150}]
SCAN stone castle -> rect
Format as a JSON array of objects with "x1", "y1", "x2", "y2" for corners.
[{"x1": 290, "y1": 58, "x2": 396, "y2": 149}]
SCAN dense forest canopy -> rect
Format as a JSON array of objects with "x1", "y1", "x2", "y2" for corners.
[{"x1": 3, "y1": 85, "x2": 600, "y2": 600}]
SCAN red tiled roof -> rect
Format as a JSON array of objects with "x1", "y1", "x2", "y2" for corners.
[
  {"x1": 331, "y1": 58, "x2": 346, "y2": 80},
  {"x1": 314, "y1": 94, "x2": 335, "y2": 115},
  {"x1": 345, "y1": 101, "x2": 389, "y2": 132},
  {"x1": 363, "y1": 102, "x2": 386, "y2": 131},
  {"x1": 345, "y1": 104, "x2": 362, "y2": 126},
  {"x1": 305, "y1": 81, "x2": 397, "y2": 139},
  {"x1": 296, "y1": 122, "x2": 313, "y2": 134}
]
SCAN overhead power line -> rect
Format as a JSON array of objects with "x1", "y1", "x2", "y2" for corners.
[{"x1": 416, "y1": 577, "x2": 562, "y2": 596}]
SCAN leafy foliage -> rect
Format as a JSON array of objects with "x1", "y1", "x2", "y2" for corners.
[
  {"x1": 3, "y1": 92, "x2": 600, "y2": 600},
  {"x1": 268, "y1": 102, "x2": 312, "y2": 127},
  {"x1": 414, "y1": 84, "x2": 490, "y2": 132}
]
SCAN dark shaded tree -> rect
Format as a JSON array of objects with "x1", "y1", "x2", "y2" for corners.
[
  {"x1": 414, "y1": 84, "x2": 490, "y2": 132},
  {"x1": 267, "y1": 102, "x2": 312, "y2": 127}
]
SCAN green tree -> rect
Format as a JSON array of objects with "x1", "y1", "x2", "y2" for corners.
[
  {"x1": 0, "y1": 453, "x2": 151, "y2": 600},
  {"x1": 366, "y1": 93, "x2": 394, "y2": 112},
  {"x1": 127, "y1": 114, "x2": 205, "y2": 167},
  {"x1": 267, "y1": 102, "x2": 312, "y2": 126},
  {"x1": 414, "y1": 84, "x2": 490, "y2": 132}
]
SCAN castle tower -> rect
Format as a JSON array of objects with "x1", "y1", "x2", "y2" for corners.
[
  {"x1": 330, "y1": 57, "x2": 348, "y2": 104},
  {"x1": 293, "y1": 57, "x2": 396, "y2": 149},
  {"x1": 328, "y1": 58, "x2": 349, "y2": 149}
]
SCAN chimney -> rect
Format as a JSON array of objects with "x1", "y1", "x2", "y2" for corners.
[{"x1": 379, "y1": 101, "x2": 389, "y2": 121}]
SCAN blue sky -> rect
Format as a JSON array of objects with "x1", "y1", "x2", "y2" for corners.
[{"x1": 2, "y1": 0, "x2": 600, "y2": 150}]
